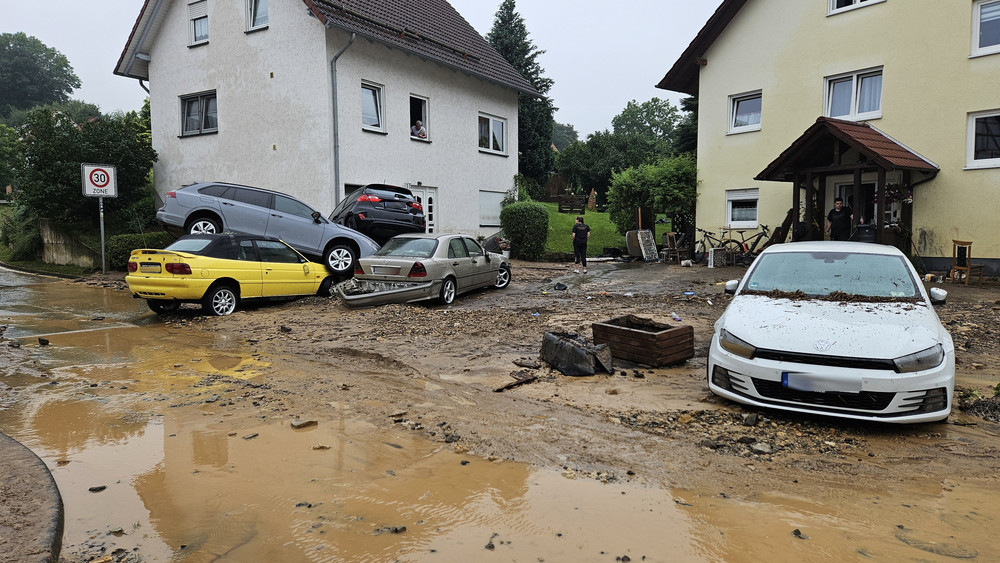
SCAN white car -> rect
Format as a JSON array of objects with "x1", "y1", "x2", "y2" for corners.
[{"x1": 708, "y1": 241, "x2": 954, "y2": 424}]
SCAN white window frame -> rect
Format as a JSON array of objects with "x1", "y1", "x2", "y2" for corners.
[
  {"x1": 246, "y1": 0, "x2": 268, "y2": 31},
  {"x1": 824, "y1": 67, "x2": 883, "y2": 121},
  {"x1": 966, "y1": 109, "x2": 1000, "y2": 169},
  {"x1": 827, "y1": 0, "x2": 885, "y2": 16},
  {"x1": 478, "y1": 113, "x2": 507, "y2": 155},
  {"x1": 726, "y1": 188, "x2": 759, "y2": 229},
  {"x1": 410, "y1": 94, "x2": 429, "y2": 141},
  {"x1": 728, "y1": 90, "x2": 762, "y2": 134},
  {"x1": 361, "y1": 82, "x2": 385, "y2": 133},
  {"x1": 180, "y1": 91, "x2": 218, "y2": 136},
  {"x1": 189, "y1": 1, "x2": 209, "y2": 46},
  {"x1": 973, "y1": 0, "x2": 1000, "y2": 57}
]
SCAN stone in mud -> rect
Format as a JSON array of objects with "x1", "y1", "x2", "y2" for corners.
[
  {"x1": 291, "y1": 419, "x2": 318, "y2": 429},
  {"x1": 751, "y1": 443, "x2": 774, "y2": 455}
]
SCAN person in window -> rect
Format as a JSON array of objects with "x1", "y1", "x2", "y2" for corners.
[
  {"x1": 571, "y1": 215, "x2": 591, "y2": 273},
  {"x1": 410, "y1": 120, "x2": 427, "y2": 139},
  {"x1": 826, "y1": 197, "x2": 854, "y2": 241}
]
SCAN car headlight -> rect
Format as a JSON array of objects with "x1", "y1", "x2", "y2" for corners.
[
  {"x1": 719, "y1": 329, "x2": 756, "y2": 359},
  {"x1": 893, "y1": 344, "x2": 945, "y2": 373}
]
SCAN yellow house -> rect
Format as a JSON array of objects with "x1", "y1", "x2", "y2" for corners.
[{"x1": 658, "y1": 0, "x2": 1000, "y2": 275}]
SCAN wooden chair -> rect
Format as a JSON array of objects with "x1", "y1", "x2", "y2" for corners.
[
  {"x1": 662, "y1": 232, "x2": 687, "y2": 264},
  {"x1": 950, "y1": 240, "x2": 984, "y2": 285}
]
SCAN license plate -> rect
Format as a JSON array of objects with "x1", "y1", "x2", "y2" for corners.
[
  {"x1": 139, "y1": 263, "x2": 162, "y2": 273},
  {"x1": 372, "y1": 266, "x2": 401, "y2": 275},
  {"x1": 782, "y1": 372, "x2": 861, "y2": 393}
]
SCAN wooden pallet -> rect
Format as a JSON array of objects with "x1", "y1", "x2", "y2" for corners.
[{"x1": 592, "y1": 315, "x2": 694, "y2": 367}]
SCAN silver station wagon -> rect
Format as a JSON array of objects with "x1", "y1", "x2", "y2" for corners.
[{"x1": 156, "y1": 182, "x2": 379, "y2": 275}]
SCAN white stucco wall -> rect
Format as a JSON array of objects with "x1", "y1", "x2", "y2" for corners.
[
  {"x1": 694, "y1": 0, "x2": 1000, "y2": 260},
  {"x1": 145, "y1": 0, "x2": 520, "y2": 238}
]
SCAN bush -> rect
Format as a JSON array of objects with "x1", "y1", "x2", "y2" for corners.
[
  {"x1": 107, "y1": 231, "x2": 175, "y2": 270},
  {"x1": 500, "y1": 201, "x2": 548, "y2": 260}
]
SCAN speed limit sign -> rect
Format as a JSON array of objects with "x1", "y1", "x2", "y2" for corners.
[{"x1": 81, "y1": 164, "x2": 118, "y2": 198}]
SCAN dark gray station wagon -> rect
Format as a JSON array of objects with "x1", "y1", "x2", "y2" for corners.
[{"x1": 156, "y1": 182, "x2": 379, "y2": 275}]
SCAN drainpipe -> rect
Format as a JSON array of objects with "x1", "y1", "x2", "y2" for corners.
[{"x1": 329, "y1": 32, "x2": 356, "y2": 207}]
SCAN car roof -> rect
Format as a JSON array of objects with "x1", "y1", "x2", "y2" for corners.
[
  {"x1": 760, "y1": 241, "x2": 906, "y2": 256},
  {"x1": 183, "y1": 182, "x2": 290, "y2": 198},
  {"x1": 391, "y1": 233, "x2": 469, "y2": 240},
  {"x1": 176, "y1": 233, "x2": 282, "y2": 243}
]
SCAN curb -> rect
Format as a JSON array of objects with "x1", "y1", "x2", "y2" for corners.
[{"x1": 0, "y1": 431, "x2": 63, "y2": 562}]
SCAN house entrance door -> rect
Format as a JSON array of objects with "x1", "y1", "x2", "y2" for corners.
[{"x1": 409, "y1": 185, "x2": 437, "y2": 233}]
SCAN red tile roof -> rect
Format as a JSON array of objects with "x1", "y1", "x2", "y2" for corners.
[{"x1": 756, "y1": 117, "x2": 938, "y2": 181}]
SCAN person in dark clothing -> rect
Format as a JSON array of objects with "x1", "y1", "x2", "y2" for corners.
[
  {"x1": 826, "y1": 197, "x2": 854, "y2": 241},
  {"x1": 571, "y1": 216, "x2": 591, "y2": 273}
]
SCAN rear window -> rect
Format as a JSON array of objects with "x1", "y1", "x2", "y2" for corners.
[
  {"x1": 166, "y1": 237, "x2": 238, "y2": 259},
  {"x1": 376, "y1": 237, "x2": 437, "y2": 258},
  {"x1": 166, "y1": 238, "x2": 213, "y2": 253},
  {"x1": 197, "y1": 185, "x2": 230, "y2": 197}
]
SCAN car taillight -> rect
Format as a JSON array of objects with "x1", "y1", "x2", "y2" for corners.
[
  {"x1": 165, "y1": 191, "x2": 177, "y2": 199},
  {"x1": 358, "y1": 194, "x2": 381, "y2": 202},
  {"x1": 409, "y1": 202, "x2": 423, "y2": 211},
  {"x1": 127, "y1": 261, "x2": 138, "y2": 272},
  {"x1": 165, "y1": 263, "x2": 192, "y2": 275},
  {"x1": 354, "y1": 263, "x2": 364, "y2": 275},
  {"x1": 358, "y1": 213, "x2": 367, "y2": 220},
  {"x1": 408, "y1": 262, "x2": 427, "y2": 278}
]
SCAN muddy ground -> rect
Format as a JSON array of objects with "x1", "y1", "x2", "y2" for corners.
[
  {"x1": 40, "y1": 260, "x2": 1000, "y2": 560},
  {"x1": 92, "y1": 260, "x2": 1000, "y2": 489}
]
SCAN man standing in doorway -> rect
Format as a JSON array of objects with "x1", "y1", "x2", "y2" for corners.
[{"x1": 826, "y1": 197, "x2": 854, "y2": 241}]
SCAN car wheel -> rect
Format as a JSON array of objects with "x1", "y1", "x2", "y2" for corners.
[
  {"x1": 317, "y1": 276, "x2": 335, "y2": 298},
  {"x1": 202, "y1": 284, "x2": 238, "y2": 316},
  {"x1": 439, "y1": 277, "x2": 456, "y2": 305},
  {"x1": 188, "y1": 217, "x2": 222, "y2": 235},
  {"x1": 147, "y1": 299, "x2": 180, "y2": 314},
  {"x1": 494, "y1": 264, "x2": 511, "y2": 289},
  {"x1": 324, "y1": 244, "x2": 356, "y2": 274}
]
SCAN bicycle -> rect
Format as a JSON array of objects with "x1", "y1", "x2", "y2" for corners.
[
  {"x1": 692, "y1": 228, "x2": 742, "y2": 264},
  {"x1": 728, "y1": 224, "x2": 772, "y2": 266}
]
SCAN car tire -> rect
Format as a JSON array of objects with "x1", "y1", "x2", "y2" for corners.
[
  {"x1": 187, "y1": 217, "x2": 222, "y2": 235},
  {"x1": 317, "y1": 276, "x2": 334, "y2": 298},
  {"x1": 323, "y1": 244, "x2": 356, "y2": 275},
  {"x1": 439, "y1": 277, "x2": 456, "y2": 305},
  {"x1": 147, "y1": 299, "x2": 180, "y2": 314},
  {"x1": 494, "y1": 264, "x2": 511, "y2": 289},
  {"x1": 202, "y1": 284, "x2": 239, "y2": 316}
]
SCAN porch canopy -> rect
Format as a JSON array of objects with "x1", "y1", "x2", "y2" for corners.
[{"x1": 755, "y1": 117, "x2": 938, "y2": 243}]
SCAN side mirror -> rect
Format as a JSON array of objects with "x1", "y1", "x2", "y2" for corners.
[
  {"x1": 724, "y1": 279, "x2": 740, "y2": 295},
  {"x1": 929, "y1": 287, "x2": 947, "y2": 305},
  {"x1": 312, "y1": 211, "x2": 322, "y2": 222}
]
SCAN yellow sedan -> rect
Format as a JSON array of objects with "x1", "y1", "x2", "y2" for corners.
[{"x1": 126, "y1": 234, "x2": 334, "y2": 316}]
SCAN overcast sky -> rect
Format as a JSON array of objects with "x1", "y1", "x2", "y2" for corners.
[{"x1": 2, "y1": 0, "x2": 719, "y2": 137}]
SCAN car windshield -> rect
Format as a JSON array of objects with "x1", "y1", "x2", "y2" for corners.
[
  {"x1": 376, "y1": 237, "x2": 437, "y2": 258},
  {"x1": 742, "y1": 251, "x2": 920, "y2": 300}
]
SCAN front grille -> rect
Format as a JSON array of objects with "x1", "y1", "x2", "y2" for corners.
[
  {"x1": 751, "y1": 378, "x2": 894, "y2": 411},
  {"x1": 754, "y1": 349, "x2": 896, "y2": 371}
]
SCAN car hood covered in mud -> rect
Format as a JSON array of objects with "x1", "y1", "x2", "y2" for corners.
[{"x1": 716, "y1": 295, "x2": 953, "y2": 359}]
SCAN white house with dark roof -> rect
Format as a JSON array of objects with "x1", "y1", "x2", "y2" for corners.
[{"x1": 115, "y1": 0, "x2": 537, "y2": 236}]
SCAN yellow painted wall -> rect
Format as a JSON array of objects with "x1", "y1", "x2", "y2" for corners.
[{"x1": 694, "y1": 0, "x2": 1000, "y2": 261}]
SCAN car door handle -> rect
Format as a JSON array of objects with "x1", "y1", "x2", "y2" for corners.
[
  {"x1": 452, "y1": 261, "x2": 460, "y2": 266},
  {"x1": 222, "y1": 202, "x2": 234, "y2": 206}
]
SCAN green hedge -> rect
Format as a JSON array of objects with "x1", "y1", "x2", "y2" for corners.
[
  {"x1": 107, "y1": 231, "x2": 175, "y2": 270},
  {"x1": 500, "y1": 201, "x2": 549, "y2": 260}
]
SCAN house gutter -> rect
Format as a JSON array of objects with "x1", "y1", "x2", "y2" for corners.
[{"x1": 329, "y1": 31, "x2": 356, "y2": 207}]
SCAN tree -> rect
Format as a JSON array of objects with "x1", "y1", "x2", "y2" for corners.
[
  {"x1": 14, "y1": 108, "x2": 157, "y2": 234},
  {"x1": 606, "y1": 154, "x2": 698, "y2": 236},
  {"x1": 555, "y1": 130, "x2": 666, "y2": 203},
  {"x1": 611, "y1": 97, "x2": 680, "y2": 150},
  {"x1": 3, "y1": 99, "x2": 101, "y2": 128},
  {"x1": 0, "y1": 123, "x2": 20, "y2": 190},
  {"x1": 486, "y1": 0, "x2": 555, "y2": 184},
  {"x1": 0, "y1": 33, "x2": 80, "y2": 118},
  {"x1": 673, "y1": 97, "x2": 699, "y2": 156},
  {"x1": 552, "y1": 121, "x2": 578, "y2": 152}
]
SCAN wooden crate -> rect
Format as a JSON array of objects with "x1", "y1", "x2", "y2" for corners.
[{"x1": 592, "y1": 315, "x2": 694, "y2": 367}]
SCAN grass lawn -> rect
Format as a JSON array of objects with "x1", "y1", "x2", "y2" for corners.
[{"x1": 540, "y1": 202, "x2": 625, "y2": 257}]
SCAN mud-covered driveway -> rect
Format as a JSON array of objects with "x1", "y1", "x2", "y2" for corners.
[{"x1": 3, "y1": 259, "x2": 1000, "y2": 562}]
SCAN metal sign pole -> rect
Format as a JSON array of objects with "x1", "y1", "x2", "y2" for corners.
[{"x1": 99, "y1": 197, "x2": 106, "y2": 274}]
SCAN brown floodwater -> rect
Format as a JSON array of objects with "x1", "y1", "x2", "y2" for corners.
[{"x1": 1, "y1": 270, "x2": 997, "y2": 561}]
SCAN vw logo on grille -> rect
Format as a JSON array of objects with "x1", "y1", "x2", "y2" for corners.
[{"x1": 813, "y1": 340, "x2": 833, "y2": 352}]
